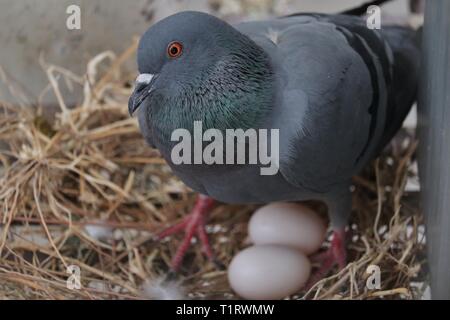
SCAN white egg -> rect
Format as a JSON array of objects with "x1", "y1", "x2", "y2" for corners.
[
  {"x1": 249, "y1": 202, "x2": 327, "y2": 255},
  {"x1": 228, "y1": 245, "x2": 311, "y2": 300}
]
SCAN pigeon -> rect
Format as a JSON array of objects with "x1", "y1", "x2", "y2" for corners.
[{"x1": 129, "y1": 2, "x2": 421, "y2": 277}]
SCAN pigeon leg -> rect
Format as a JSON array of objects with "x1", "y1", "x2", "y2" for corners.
[
  {"x1": 306, "y1": 227, "x2": 347, "y2": 289},
  {"x1": 156, "y1": 194, "x2": 216, "y2": 271},
  {"x1": 305, "y1": 189, "x2": 351, "y2": 289}
]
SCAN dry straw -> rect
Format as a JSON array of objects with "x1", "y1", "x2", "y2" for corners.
[{"x1": 0, "y1": 42, "x2": 426, "y2": 300}]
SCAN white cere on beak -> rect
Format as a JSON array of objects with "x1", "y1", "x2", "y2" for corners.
[{"x1": 136, "y1": 73, "x2": 154, "y2": 85}]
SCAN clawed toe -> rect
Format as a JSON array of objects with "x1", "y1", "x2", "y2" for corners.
[{"x1": 155, "y1": 195, "x2": 217, "y2": 271}]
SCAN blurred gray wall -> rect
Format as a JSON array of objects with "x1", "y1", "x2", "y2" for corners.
[
  {"x1": 0, "y1": 0, "x2": 409, "y2": 109},
  {"x1": 0, "y1": 0, "x2": 211, "y2": 108}
]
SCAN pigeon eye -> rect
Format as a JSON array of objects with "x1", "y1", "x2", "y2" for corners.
[{"x1": 168, "y1": 41, "x2": 183, "y2": 58}]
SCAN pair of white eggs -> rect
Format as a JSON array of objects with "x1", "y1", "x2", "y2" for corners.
[{"x1": 228, "y1": 202, "x2": 327, "y2": 300}]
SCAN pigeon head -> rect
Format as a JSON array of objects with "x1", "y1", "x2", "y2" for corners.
[{"x1": 129, "y1": 11, "x2": 274, "y2": 148}]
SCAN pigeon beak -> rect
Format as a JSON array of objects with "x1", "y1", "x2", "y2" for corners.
[{"x1": 128, "y1": 73, "x2": 157, "y2": 116}]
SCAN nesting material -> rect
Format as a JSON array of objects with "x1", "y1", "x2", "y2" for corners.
[{"x1": 0, "y1": 42, "x2": 426, "y2": 300}]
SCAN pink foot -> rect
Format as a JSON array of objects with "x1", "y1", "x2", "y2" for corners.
[
  {"x1": 306, "y1": 228, "x2": 347, "y2": 289},
  {"x1": 156, "y1": 194, "x2": 216, "y2": 271}
]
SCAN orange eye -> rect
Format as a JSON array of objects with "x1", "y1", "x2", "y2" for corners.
[{"x1": 167, "y1": 41, "x2": 183, "y2": 58}]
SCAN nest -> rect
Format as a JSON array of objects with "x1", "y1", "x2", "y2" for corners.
[{"x1": 0, "y1": 43, "x2": 427, "y2": 300}]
